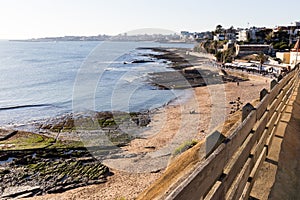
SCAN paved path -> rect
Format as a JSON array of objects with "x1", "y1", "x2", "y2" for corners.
[
  {"x1": 268, "y1": 76, "x2": 300, "y2": 199},
  {"x1": 250, "y1": 75, "x2": 300, "y2": 199}
]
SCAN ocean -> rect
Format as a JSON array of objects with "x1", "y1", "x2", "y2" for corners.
[{"x1": 0, "y1": 40, "x2": 194, "y2": 130}]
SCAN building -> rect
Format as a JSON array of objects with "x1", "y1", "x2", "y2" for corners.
[
  {"x1": 290, "y1": 39, "x2": 300, "y2": 67},
  {"x1": 276, "y1": 39, "x2": 300, "y2": 68},
  {"x1": 213, "y1": 34, "x2": 225, "y2": 41},
  {"x1": 292, "y1": 21, "x2": 300, "y2": 27},
  {"x1": 180, "y1": 31, "x2": 194, "y2": 41},
  {"x1": 274, "y1": 21, "x2": 300, "y2": 43},
  {"x1": 236, "y1": 28, "x2": 259, "y2": 42},
  {"x1": 223, "y1": 40, "x2": 235, "y2": 51},
  {"x1": 248, "y1": 28, "x2": 257, "y2": 41},
  {"x1": 276, "y1": 52, "x2": 291, "y2": 64},
  {"x1": 225, "y1": 33, "x2": 236, "y2": 41},
  {"x1": 235, "y1": 44, "x2": 271, "y2": 56},
  {"x1": 194, "y1": 31, "x2": 213, "y2": 40},
  {"x1": 236, "y1": 30, "x2": 249, "y2": 42}
]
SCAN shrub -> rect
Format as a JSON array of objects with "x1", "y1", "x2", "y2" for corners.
[{"x1": 173, "y1": 140, "x2": 198, "y2": 156}]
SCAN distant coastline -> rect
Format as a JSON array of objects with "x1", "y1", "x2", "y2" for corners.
[{"x1": 9, "y1": 34, "x2": 192, "y2": 43}]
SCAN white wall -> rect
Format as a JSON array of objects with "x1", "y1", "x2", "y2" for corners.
[
  {"x1": 237, "y1": 30, "x2": 248, "y2": 42},
  {"x1": 290, "y1": 52, "x2": 300, "y2": 68}
]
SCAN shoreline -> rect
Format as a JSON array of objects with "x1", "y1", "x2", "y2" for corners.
[
  {"x1": 1, "y1": 48, "x2": 271, "y2": 199},
  {"x1": 24, "y1": 71, "x2": 270, "y2": 200}
]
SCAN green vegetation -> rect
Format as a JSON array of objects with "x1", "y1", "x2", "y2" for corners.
[
  {"x1": 215, "y1": 48, "x2": 235, "y2": 63},
  {"x1": 256, "y1": 53, "x2": 268, "y2": 65},
  {"x1": 115, "y1": 197, "x2": 127, "y2": 200},
  {"x1": 173, "y1": 140, "x2": 198, "y2": 156},
  {"x1": 272, "y1": 41, "x2": 289, "y2": 50},
  {"x1": 0, "y1": 132, "x2": 84, "y2": 150}
]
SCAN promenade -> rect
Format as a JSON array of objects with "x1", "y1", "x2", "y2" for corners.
[{"x1": 251, "y1": 73, "x2": 300, "y2": 199}]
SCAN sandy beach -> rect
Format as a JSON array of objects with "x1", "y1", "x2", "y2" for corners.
[{"x1": 25, "y1": 55, "x2": 270, "y2": 200}]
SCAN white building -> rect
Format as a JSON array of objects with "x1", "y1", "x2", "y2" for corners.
[
  {"x1": 213, "y1": 34, "x2": 225, "y2": 41},
  {"x1": 236, "y1": 28, "x2": 258, "y2": 42},
  {"x1": 236, "y1": 30, "x2": 248, "y2": 42},
  {"x1": 291, "y1": 21, "x2": 300, "y2": 27},
  {"x1": 290, "y1": 39, "x2": 300, "y2": 67}
]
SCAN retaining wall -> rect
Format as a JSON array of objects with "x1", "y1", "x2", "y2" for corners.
[{"x1": 166, "y1": 67, "x2": 299, "y2": 200}]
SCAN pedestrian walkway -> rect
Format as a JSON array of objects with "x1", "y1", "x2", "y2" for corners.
[
  {"x1": 268, "y1": 75, "x2": 300, "y2": 199},
  {"x1": 250, "y1": 75, "x2": 300, "y2": 199}
]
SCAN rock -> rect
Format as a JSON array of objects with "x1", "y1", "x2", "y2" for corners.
[
  {"x1": 87, "y1": 180, "x2": 106, "y2": 185},
  {"x1": 0, "y1": 130, "x2": 18, "y2": 141},
  {"x1": 0, "y1": 168, "x2": 10, "y2": 174},
  {"x1": 131, "y1": 60, "x2": 154, "y2": 64},
  {"x1": 189, "y1": 110, "x2": 196, "y2": 114},
  {"x1": 1, "y1": 186, "x2": 40, "y2": 198},
  {"x1": 0, "y1": 143, "x2": 109, "y2": 198},
  {"x1": 47, "y1": 185, "x2": 64, "y2": 193},
  {"x1": 150, "y1": 169, "x2": 161, "y2": 173},
  {"x1": 76, "y1": 157, "x2": 94, "y2": 162},
  {"x1": 40, "y1": 124, "x2": 52, "y2": 129},
  {"x1": 144, "y1": 146, "x2": 156, "y2": 150}
]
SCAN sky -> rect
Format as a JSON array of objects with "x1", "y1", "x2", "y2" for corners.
[{"x1": 0, "y1": 0, "x2": 299, "y2": 39}]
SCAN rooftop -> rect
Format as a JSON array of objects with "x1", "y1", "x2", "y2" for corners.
[{"x1": 291, "y1": 39, "x2": 300, "y2": 52}]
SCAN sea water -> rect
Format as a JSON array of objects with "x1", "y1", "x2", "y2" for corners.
[{"x1": 0, "y1": 40, "x2": 194, "y2": 129}]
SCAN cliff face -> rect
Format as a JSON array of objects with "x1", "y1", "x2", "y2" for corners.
[{"x1": 269, "y1": 81, "x2": 300, "y2": 200}]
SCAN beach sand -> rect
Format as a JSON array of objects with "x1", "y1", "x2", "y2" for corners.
[{"x1": 26, "y1": 72, "x2": 270, "y2": 200}]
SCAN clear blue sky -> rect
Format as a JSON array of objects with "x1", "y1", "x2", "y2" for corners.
[{"x1": 0, "y1": 0, "x2": 299, "y2": 39}]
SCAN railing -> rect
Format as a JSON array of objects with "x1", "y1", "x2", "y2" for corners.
[{"x1": 165, "y1": 67, "x2": 299, "y2": 200}]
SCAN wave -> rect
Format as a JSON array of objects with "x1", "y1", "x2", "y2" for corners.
[{"x1": 0, "y1": 104, "x2": 54, "y2": 111}]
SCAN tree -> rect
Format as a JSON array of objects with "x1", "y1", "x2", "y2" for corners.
[
  {"x1": 227, "y1": 26, "x2": 235, "y2": 34},
  {"x1": 215, "y1": 48, "x2": 235, "y2": 63},
  {"x1": 265, "y1": 32, "x2": 273, "y2": 43},
  {"x1": 215, "y1": 25, "x2": 223, "y2": 34},
  {"x1": 273, "y1": 41, "x2": 289, "y2": 50},
  {"x1": 256, "y1": 53, "x2": 268, "y2": 73},
  {"x1": 256, "y1": 29, "x2": 273, "y2": 43},
  {"x1": 213, "y1": 40, "x2": 218, "y2": 54},
  {"x1": 215, "y1": 51, "x2": 223, "y2": 62},
  {"x1": 223, "y1": 48, "x2": 235, "y2": 63}
]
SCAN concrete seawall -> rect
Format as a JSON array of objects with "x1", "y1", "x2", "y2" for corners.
[
  {"x1": 268, "y1": 78, "x2": 300, "y2": 199},
  {"x1": 138, "y1": 67, "x2": 300, "y2": 200}
]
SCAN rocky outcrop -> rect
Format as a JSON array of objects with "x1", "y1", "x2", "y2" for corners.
[
  {"x1": 0, "y1": 130, "x2": 18, "y2": 141},
  {"x1": 0, "y1": 148, "x2": 110, "y2": 199},
  {"x1": 37, "y1": 111, "x2": 151, "y2": 147},
  {"x1": 142, "y1": 48, "x2": 248, "y2": 90}
]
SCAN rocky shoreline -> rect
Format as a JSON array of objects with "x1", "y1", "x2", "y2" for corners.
[
  {"x1": 0, "y1": 146, "x2": 109, "y2": 199},
  {"x1": 0, "y1": 131, "x2": 108, "y2": 199},
  {"x1": 138, "y1": 47, "x2": 248, "y2": 89},
  {"x1": 0, "y1": 47, "x2": 264, "y2": 199},
  {"x1": 0, "y1": 110, "x2": 152, "y2": 199},
  {"x1": 37, "y1": 111, "x2": 151, "y2": 145}
]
